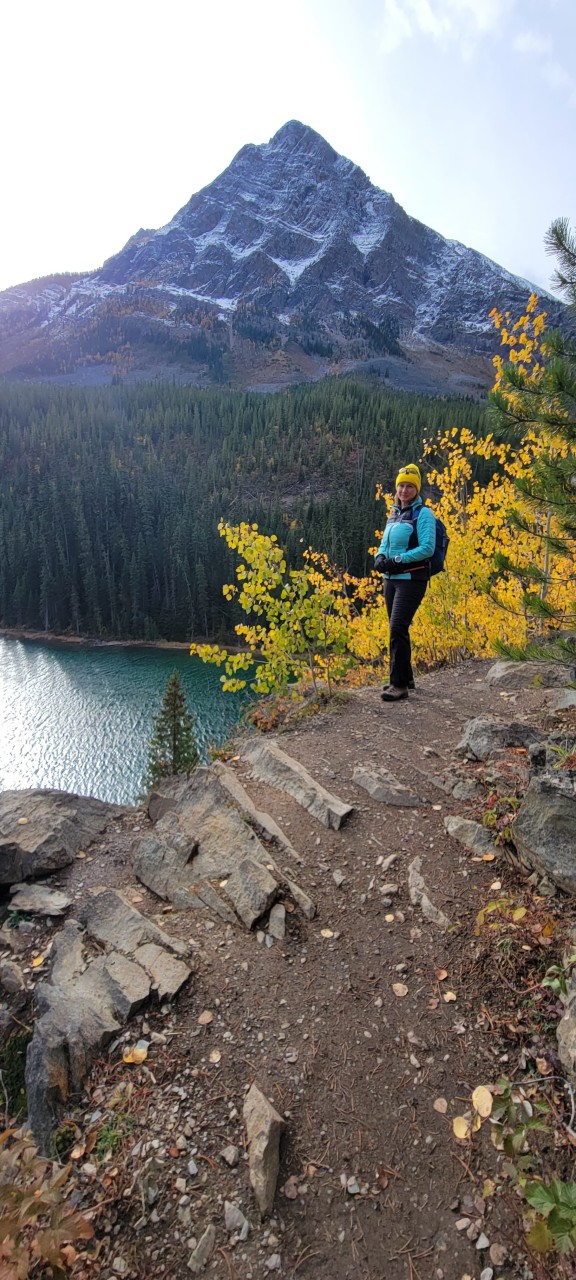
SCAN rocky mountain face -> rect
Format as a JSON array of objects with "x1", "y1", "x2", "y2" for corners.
[{"x1": 0, "y1": 121, "x2": 565, "y2": 393}]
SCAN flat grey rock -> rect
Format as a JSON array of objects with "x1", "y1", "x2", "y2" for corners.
[
  {"x1": 456, "y1": 717, "x2": 540, "y2": 761},
  {"x1": 243, "y1": 1082, "x2": 285, "y2": 1218},
  {"x1": 132, "y1": 943, "x2": 191, "y2": 999},
  {"x1": 102, "y1": 953, "x2": 151, "y2": 1019},
  {"x1": 285, "y1": 877, "x2": 316, "y2": 920},
  {"x1": 353, "y1": 764, "x2": 419, "y2": 807},
  {"x1": 223, "y1": 858, "x2": 278, "y2": 929},
  {"x1": 80, "y1": 888, "x2": 189, "y2": 957},
  {"x1": 451, "y1": 778, "x2": 483, "y2": 801},
  {"x1": 444, "y1": 815, "x2": 497, "y2": 856},
  {"x1": 9, "y1": 883, "x2": 73, "y2": 916},
  {"x1": 408, "y1": 857, "x2": 451, "y2": 929},
  {"x1": 268, "y1": 903, "x2": 286, "y2": 940},
  {"x1": 0, "y1": 958, "x2": 26, "y2": 995},
  {"x1": 187, "y1": 1223, "x2": 216, "y2": 1273},
  {"x1": 486, "y1": 660, "x2": 573, "y2": 690},
  {"x1": 244, "y1": 741, "x2": 353, "y2": 830},
  {"x1": 224, "y1": 1200, "x2": 249, "y2": 1235},
  {"x1": 513, "y1": 777, "x2": 576, "y2": 893},
  {"x1": 0, "y1": 789, "x2": 124, "y2": 885},
  {"x1": 550, "y1": 690, "x2": 576, "y2": 712},
  {"x1": 213, "y1": 762, "x2": 303, "y2": 863}
]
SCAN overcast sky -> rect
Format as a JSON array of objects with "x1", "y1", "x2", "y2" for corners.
[{"x1": 1, "y1": 0, "x2": 574, "y2": 295}]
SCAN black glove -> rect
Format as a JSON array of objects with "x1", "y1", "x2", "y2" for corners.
[{"x1": 374, "y1": 555, "x2": 396, "y2": 573}]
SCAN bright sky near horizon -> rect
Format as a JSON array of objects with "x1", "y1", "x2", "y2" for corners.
[{"x1": 1, "y1": 0, "x2": 574, "y2": 296}]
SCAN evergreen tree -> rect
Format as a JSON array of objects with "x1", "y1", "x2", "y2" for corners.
[
  {"x1": 488, "y1": 219, "x2": 576, "y2": 664},
  {"x1": 143, "y1": 671, "x2": 198, "y2": 790}
]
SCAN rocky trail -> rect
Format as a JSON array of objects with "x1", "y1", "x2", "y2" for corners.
[{"x1": 1, "y1": 658, "x2": 576, "y2": 1280}]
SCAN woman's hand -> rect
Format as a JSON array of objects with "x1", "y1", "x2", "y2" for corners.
[{"x1": 374, "y1": 555, "x2": 396, "y2": 573}]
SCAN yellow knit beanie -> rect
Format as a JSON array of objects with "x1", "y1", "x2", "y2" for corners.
[{"x1": 395, "y1": 463, "x2": 421, "y2": 493}]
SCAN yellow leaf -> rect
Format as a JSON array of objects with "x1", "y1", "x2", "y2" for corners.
[
  {"x1": 123, "y1": 1043, "x2": 148, "y2": 1064},
  {"x1": 452, "y1": 1115, "x2": 471, "y2": 1140},
  {"x1": 472, "y1": 1085, "x2": 493, "y2": 1118},
  {"x1": 512, "y1": 907, "x2": 527, "y2": 921},
  {"x1": 482, "y1": 853, "x2": 496, "y2": 861},
  {"x1": 31, "y1": 955, "x2": 45, "y2": 968},
  {"x1": 483, "y1": 1178, "x2": 496, "y2": 1198},
  {"x1": 526, "y1": 1220, "x2": 554, "y2": 1253},
  {"x1": 392, "y1": 983, "x2": 408, "y2": 997},
  {"x1": 443, "y1": 991, "x2": 457, "y2": 1003}
]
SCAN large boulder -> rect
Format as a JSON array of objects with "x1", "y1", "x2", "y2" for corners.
[
  {"x1": 26, "y1": 893, "x2": 191, "y2": 1152},
  {"x1": 0, "y1": 789, "x2": 125, "y2": 885},
  {"x1": 513, "y1": 777, "x2": 576, "y2": 893},
  {"x1": 486, "y1": 660, "x2": 574, "y2": 690}
]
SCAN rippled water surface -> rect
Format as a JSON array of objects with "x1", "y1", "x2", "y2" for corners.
[{"x1": 0, "y1": 638, "x2": 245, "y2": 804}]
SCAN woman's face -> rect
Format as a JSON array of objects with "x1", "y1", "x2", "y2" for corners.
[{"x1": 397, "y1": 481, "x2": 418, "y2": 507}]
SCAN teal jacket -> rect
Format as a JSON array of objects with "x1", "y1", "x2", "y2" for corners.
[{"x1": 377, "y1": 497, "x2": 436, "y2": 580}]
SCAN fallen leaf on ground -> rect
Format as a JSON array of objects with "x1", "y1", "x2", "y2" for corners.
[
  {"x1": 198, "y1": 1010, "x2": 214, "y2": 1026},
  {"x1": 433, "y1": 1098, "x2": 448, "y2": 1114},
  {"x1": 472, "y1": 1085, "x2": 493, "y2": 1118},
  {"x1": 482, "y1": 852, "x2": 496, "y2": 861},
  {"x1": 209, "y1": 1049, "x2": 222, "y2": 1065},
  {"x1": 453, "y1": 1115, "x2": 471, "y2": 1140},
  {"x1": 31, "y1": 956, "x2": 45, "y2": 968},
  {"x1": 17, "y1": 817, "x2": 29, "y2": 825},
  {"x1": 385, "y1": 913, "x2": 395, "y2": 923},
  {"x1": 392, "y1": 983, "x2": 408, "y2": 998},
  {"x1": 443, "y1": 991, "x2": 457, "y2": 1002},
  {"x1": 489, "y1": 880, "x2": 502, "y2": 890},
  {"x1": 320, "y1": 928, "x2": 334, "y2": 938},
  {"x1": 76, "y1": 850, "x2": 86, "y2": 858},
  {"x1": 283, "y1": 1176, "x2": 299, "y2": 1199},
  {"x1": 123, "y1": 1041, "x2": 148, "y2": 1064},
  {"x1": 536, "y1": 1056, "x2": 552, "y2": 1075},
  {"x1": 435, "y1": 968, "x2": 448, "y2": 981},
  {"x1": 428, "y1": 997, "x2": 439, "y2": 1010}
]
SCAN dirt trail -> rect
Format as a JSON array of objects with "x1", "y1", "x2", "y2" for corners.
[{"x1": 11, "y1": 659, "x2": 575, "y2": 1280}]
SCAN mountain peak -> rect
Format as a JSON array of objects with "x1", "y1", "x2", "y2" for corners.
[{"x1": 270, "y1": 119, "x2": 334, "y2": 151}]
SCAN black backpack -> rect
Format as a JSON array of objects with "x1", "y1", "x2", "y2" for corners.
[{"x1": 405, "y1": 504, "x2": 449, "y2": 576}]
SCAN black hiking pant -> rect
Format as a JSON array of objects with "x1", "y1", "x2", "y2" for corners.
[{"x1": 384, "y1": 578, "x2": 428, "y2": 688}]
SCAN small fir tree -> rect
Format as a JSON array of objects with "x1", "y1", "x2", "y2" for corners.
[{"x1": 144, "y1": 670, "x2": 198, "y2": 790}]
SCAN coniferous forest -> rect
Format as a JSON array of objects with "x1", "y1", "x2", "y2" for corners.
[{"x1": 0, "y1": 379, "x2": 487, "y2": 641}]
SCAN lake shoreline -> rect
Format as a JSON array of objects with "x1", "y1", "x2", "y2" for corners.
[{"x1": 0, "y1": 627, "x2": 221, "y2": 653}]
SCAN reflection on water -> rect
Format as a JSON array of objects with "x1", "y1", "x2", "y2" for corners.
[{"x1": 0, "y1": 638, "x2": 246, "y2": 805}]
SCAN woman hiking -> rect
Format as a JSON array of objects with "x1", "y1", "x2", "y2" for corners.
[{"x1": 374, "y1": 463, "x2": 435, "y2": 702}]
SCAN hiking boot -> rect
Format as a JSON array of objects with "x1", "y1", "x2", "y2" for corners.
[
  {"x1": 382, "y1": 679, "x2": 415, "y2": 692},
  {"x1": 381, "y1": 686, "x2": 409, "y2": 702}
]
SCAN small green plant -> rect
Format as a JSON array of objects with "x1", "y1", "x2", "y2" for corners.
[
  {"x1": 95, "y1": 1121, "x2": 126, "y2": 1158},
  {"x1": 541, "y1": 956, "x2": 576, "y2": 1001},
  {"x1": 0, "y1": 1128, "x2": 93, "y2": 1277},
  {"x1": 481, "y1": 792, "x2": 521, "y2": 844},
  {"x1": 524, "y1": 1179, "x2": 576, "y2": 1254}
]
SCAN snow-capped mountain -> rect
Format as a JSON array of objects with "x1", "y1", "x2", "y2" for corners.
[{"x1": 0, "y1": 121, "x2": 564, "y2": 391}]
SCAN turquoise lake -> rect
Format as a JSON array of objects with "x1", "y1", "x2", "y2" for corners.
[{"x1": 0, "y1": 637, "x2": 246, "y2": 805}]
